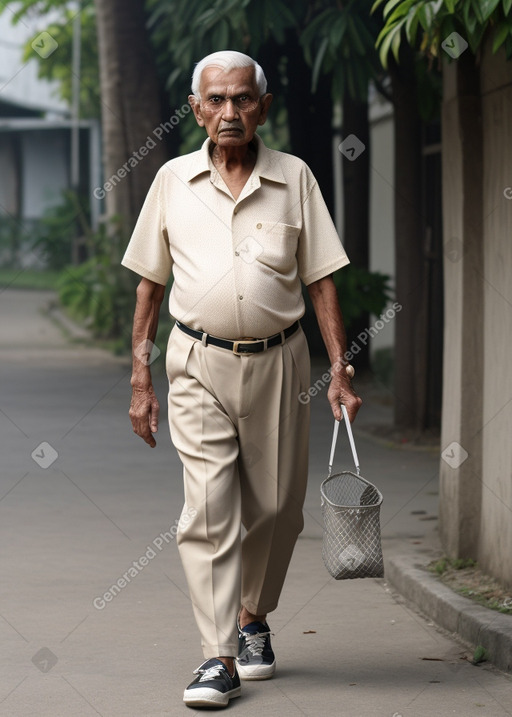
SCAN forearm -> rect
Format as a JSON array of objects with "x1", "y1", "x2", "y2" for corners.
[
  {"x1": 307, "y1": 275, "x2": 349, "y2": 370},
  {"x1": 131, "y1": 278, "x2": 165, "y2": 389},
  {"x1": 307, "y1": 274, "x2": 362, "y2": 421}
]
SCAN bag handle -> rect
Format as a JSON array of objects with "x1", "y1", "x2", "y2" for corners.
[{"x1": 328, "y1": 404, "x2": 360, "y2": 477}]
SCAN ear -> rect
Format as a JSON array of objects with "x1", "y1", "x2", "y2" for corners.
[
  {"x1": 257, "y1": 93, "x2": 273, "y2": 126},
  {"x1": 188, "y1": 95, "x2": 205, "y2": 127}
]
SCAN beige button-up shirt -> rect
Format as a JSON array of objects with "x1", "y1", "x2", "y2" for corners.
[{"x1": 121, "y1": 134, "x2": 349, "y2": 339}]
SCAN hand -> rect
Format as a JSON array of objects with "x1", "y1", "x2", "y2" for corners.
[
  {"x1": 327, "y1": 366, "x2": 362, "y2": 423},
  {"x1": 129, "y1": 385, "x2": 160, "y2": 447}
]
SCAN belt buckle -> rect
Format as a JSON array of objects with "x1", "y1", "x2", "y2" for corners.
[
  {"x1": 233, "y1": 338, "x2": 257, "y2": 356},
  {"x1": 233, "y1": 340, "x2": 247, "y2": 356}
]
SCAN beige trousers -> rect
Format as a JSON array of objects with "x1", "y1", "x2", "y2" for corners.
[{"x1": 166, "y1": 324, "x2": 310, "y2": 658}]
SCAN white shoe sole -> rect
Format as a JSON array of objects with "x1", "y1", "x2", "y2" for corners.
[
  {"x1": 183, "y1": 685, "x2": 241, "y2": 707},
  {"x1": 236, "y1": 660, "x2": 276, "y2": 681}
]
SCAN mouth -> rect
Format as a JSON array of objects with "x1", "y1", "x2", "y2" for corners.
[{"x1": 219, "y1": 127, "x2": 243, "y2": 133}]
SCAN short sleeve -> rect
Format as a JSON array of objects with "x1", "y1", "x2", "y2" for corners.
[
  {"x1": 121, "y1": 167, "x2": 172, "y2": 285},
  {"x1": 297, "y1": 178, "x2": 349, "y2": 286}
]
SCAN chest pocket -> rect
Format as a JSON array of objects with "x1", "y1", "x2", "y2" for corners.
[{"x1": 252, "y1": 221, "x2": 300, "y2": 275}]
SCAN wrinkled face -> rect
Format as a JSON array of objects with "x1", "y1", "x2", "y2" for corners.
[{"x1": 189, "y1": 65, "x2": 272, "y2": 147}]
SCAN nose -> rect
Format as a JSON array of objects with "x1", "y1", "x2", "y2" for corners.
[{"x1": 221, "y1": 97, "x2": 239, "y2": 120}]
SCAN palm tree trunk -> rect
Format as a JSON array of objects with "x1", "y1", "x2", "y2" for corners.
[
  {"x1": 389, "y1": 53, "x2": 425, "y2": 429},
  {"x1": 94, "y1": 0, "x2": 169, "y2": 242},
  {"x1": 342, "y1": 94, "x2": 370, "y2": 370}
]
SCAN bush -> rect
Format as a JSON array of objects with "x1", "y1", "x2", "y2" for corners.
[
  {"x1": 333, "y1": 265, "x2": 393, "y2": 329},
  {"x1": 58, "y1": 220, "x2": 137, "y2": 345},
  {"x1": 31, "y1": 191, "x2": 90, "y2": 271}
]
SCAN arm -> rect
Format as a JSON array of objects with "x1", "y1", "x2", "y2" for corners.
[
  {"x1": 128, "y1": 277, "x2": 166, "y2": 447},
  {"x1": 307, "y1": 274, "x2": 362, "y2": 423}
]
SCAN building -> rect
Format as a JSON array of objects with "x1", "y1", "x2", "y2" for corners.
[{"x1": 0, "y1": 12, "x2": 100, "y2": 267}]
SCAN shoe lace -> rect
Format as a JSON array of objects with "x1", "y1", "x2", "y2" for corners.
[
  {"x1": 242, "y1": 630, "x2": 271, "y2": 656},
  {"x1": 195, "y1": 664, "x2": 225, "y2": 682}
]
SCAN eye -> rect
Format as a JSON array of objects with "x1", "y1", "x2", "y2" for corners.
[{"x1": 208, "y1": 95, "x2": 223, "y2": 104}]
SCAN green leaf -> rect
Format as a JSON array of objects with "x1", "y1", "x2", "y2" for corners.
[
  {"x1": 311, "y1": 36, "x2": 329, "y2": 92},
  {"x1": 383, "y1": 0, "x2": 406, "y2": 16},
  {"x1": 479, "y1": 0, "x2": 501, "y2": 20},
  {"x1": 391, "y1": 24, "x2": 402, "y2": 60},
  {"x1": 504, "y1": 0, "x2": 512, "y2": 14},
  {"x1": 405, "y1": 8, "x2": 420, "y2": 43},
  {"x1": 472, "y1": 646, "x2": 489, "y2": 665},
  {"x1": 470, "y1": 0, "x2": 485, "y2": 24},
  {"x1": 329, "y1": 13, "x2": 348, "y2": 48},
  {"x1": 492, "y1": 23, "x2": 510, "y2": 52},
  {"x1": 417, "y1": 4, "x2": 435, "y2": 31},
  {"x1": 463, "y1": 3, "x2": 478, "y2": 34},
  {"x1": 378, "y1": 23, "x2": 404, "y2": 67},
  {"x1": 387, "y1": 0, "x2": 416, "y2": 25},
  {"x1": 376, "y1": 17, "x2": 402, "y2": 47},
  {"x1": 347, "y1": 14, "x2": 366, "y2": 55},
  {"x1": 445, "y1": 0, "x2": 456, "y2": 11},
  {"x1": 466, "y1": 21, "x2": 486, "y2": 53},
  {"x1": 300, "y1": 8, "x2": 335, "y2": 47}
]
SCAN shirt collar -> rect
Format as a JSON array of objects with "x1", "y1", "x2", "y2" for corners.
[{"x1": 184, "y1": 133, "x2": 287, "y2": 185}]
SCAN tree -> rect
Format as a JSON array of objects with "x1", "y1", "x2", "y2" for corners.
[
  {"x1": 374, "y1": 0, "x2": 512, "y2": 430},
  {"x1": 375, "y1": 0, "x2": 512, "y2": 583},
  {"x1": 93, "y1": 0, "x2": 170, "y2": 239},
  {"x1": 0, "y1": 1, "x2": 101, "y2": 118},
  {"x1": 147, "y1": 0, "x2": 392, "y2": 358},
  {"x1": 300, "y1": 0, "x2": 384, "y2": 369}
]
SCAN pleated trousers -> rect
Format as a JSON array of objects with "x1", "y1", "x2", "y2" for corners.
[{"x1": 166, "y1": 323, "x2": 310, "y2": 658}]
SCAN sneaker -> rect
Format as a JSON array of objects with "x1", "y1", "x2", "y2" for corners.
[
  {"x1": 236, "y1": 617, "x2": 276, "y2": 680},
  {"x1": 183, "y1": 658, "x2": 241, "y2": 708}
]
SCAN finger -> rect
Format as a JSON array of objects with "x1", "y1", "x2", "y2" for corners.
[
  {"x1": 129, "y1": 409, "x2": 157, "y2": 447},
  {"x1": 343, "y1": 396, "x2": 363, "y2": 423},
  {"x1": 150, "y1": 397, "x2": 160, "y2": 433},
  {"x1": 140, "y1": 421, "x2": 156, "y2": 447},
  {"x1": 329, "y1": 396, "x2": 342, "y2": 422}
]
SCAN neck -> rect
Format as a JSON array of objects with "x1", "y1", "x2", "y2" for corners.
[{"x1": 211, "y1": 141, "x2": 256, "y2": 170}]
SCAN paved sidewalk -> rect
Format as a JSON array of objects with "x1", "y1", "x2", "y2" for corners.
[{"x1": 0, "y1": 289, "x2": 511, "y2": 717}]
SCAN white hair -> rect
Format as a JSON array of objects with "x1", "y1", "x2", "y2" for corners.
[{"x1": 191, "y1": 50, "x2": 267, "y2": 99}]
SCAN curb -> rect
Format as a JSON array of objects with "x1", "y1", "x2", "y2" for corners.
[
  {"x1": 353, "y1": 425, "x2": 440, "y2": 454},
  {"x1": 386, "y1": 554, "x2": 512, "y2": 673},
  {"x1": 46, "y1": 304, "x2": 92, "y2": 341}
]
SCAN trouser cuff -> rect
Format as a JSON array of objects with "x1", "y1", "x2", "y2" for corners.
[{"x1": 202, "y1": 643, "x2": 238, "y2": 659}]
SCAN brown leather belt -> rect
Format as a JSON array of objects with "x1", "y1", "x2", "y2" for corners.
[{"x1": 175, "y1": 320, "x2": 300, "y2": 355}]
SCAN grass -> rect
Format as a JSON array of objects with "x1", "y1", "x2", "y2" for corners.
[
  {"x1": 0, "y1": 268, "x2": 62, "y2": 291},
  {"x1": 430, "y1": 557, "x2": 477, "y2": 575},
  {"x1": 429, "y1": 557, "x2": 512, "y2": 615}
]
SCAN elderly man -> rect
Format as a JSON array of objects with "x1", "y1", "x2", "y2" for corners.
[{"x1": 122, "y1": 50, "x2": 361, "y2": 709}]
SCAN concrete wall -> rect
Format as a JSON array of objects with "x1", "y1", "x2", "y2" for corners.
[
  {"x1": 369, "y1": 99, "x2": 395, "y2": 353},
  {"x1": 479, "y1": 47, "x2": 512, "y2": 585},
  {"x1": 0, "y1": 13, "x2": 67, "y2": 115},
  {"x1": 440, "y1": 46, "x2": 512, "y2": 587},
  {"x1": 21, "y1": 131, "x2": 69, "y2": 219}
]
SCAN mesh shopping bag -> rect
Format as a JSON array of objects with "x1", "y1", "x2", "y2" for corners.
[{"x1": 321, "y1": 405, "x2": 384, "y2": 580}]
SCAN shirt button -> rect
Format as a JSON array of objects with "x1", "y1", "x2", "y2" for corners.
[
  {"x1": 238, "y1": 295, "x2": 243, "y2": 300},
  {"x1": 235, "y1": 251, "x2": 240, "y2": 256},
  {"x1": 234, "y1": 208, "x2": 238, "y2": 215},
  {"x1": 256, "y1": 222, "x2": 262, "y2": 229}
]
